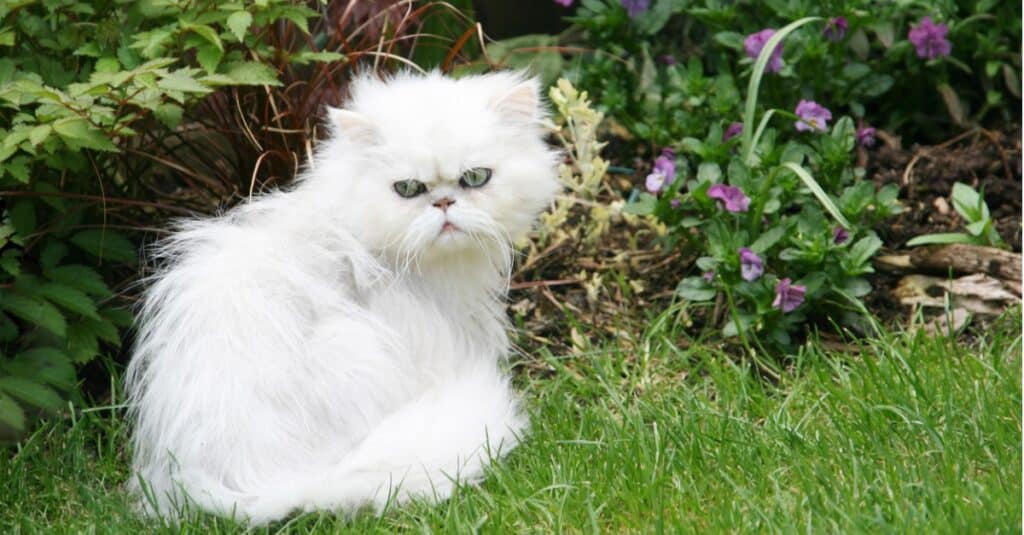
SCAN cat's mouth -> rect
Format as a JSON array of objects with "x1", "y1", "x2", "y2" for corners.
[{"x1": 440, "y1": 221, "x2": 459, "y2": 234}]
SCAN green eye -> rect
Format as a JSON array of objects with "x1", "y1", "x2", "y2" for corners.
[
  {"x1": 459, "y1": 167, "x2": 492, "y2": 188},
  {"x1": 393, "y1": 179, "x2": 427, "y2": 198}
]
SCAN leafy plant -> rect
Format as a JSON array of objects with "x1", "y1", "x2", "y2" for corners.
[
  {"x1": 907, "y1": 182, "x2": 1006, "y2": 248},
  {"x1": 626, "y1": 17, "x2": 902, "y2": 354}
]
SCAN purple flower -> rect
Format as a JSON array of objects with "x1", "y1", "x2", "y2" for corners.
[
  {"x1": 856, "y1": 126, "x2": 876, "y2": 147},
  {"x1": 823, "y1": 16, "x2": 848, "y2": 41},
  {"x1": 644, "y1": 148, "x2": 676, "y2": 194},
  {"x1": 908, "y1": 17, "x2": 952, "y2": 59},
  {"x1": 553, "y1": 0, "x2": 573, "y2": 6},
  {"x1": 744, "y1": 29, "x2": 784, "y2": 73},
  {"x1": 707, "y1": 184, "x2": 751, "y2": 212},
  {"x1": 773, "y1": 278, "x2": 807, "y2": 313},
  {"x1": 723, "y1": 122, "x2": 744, "y2": 142},
  {"x1": 833, "y1": 227, "x2": 850, "y2": 245},
  {"x1": 703, "y1": 270, "x2": 715, "y2": 283},
  {"x1": 658, "y1": 54, "x2": 677, "y2": 65},
  {"x1": 670, "y1": 198, "x2": 682, "y2": 209},
  {"x1": 620, "y1": 0, "x2": 649, "y2": 18},
  {"x1": 738, "y1": 247, "x2": 764, "y2": 281},
  {"x1": 794, "y1": 100, "x2": 833, "y2": 132}
]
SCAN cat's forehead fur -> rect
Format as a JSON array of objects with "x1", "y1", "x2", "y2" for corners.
[{"x1": 337, "y1": 71, "x2": 540, "y2": 148}]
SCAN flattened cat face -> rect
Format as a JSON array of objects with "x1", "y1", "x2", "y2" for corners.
[{"x1": 312, "y1": 72, "x2": 560, "y2": 273}]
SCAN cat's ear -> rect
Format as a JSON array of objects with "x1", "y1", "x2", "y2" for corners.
[
  {"x1": 492, "y1": 78, "x2": 541, "y2": 124},
  {"x1": 327, "y1": 107, "x2": 378, "y2": 144}
]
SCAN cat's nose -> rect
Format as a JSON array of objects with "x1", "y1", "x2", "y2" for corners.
[{"x1": 432, "y1": 197, "x2": 455, "y2": 211}]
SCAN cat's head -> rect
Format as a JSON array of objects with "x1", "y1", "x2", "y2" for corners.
[{"x1": 309, "y1": 71, "x2": 560, "y2": 276}]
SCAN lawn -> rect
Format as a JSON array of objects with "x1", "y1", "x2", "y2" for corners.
[{"x1": 2, "y1": 313, "x2": 1020, "y2": 534}]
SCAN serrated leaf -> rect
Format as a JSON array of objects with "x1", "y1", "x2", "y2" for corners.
[
  {"x1": 182, "y1": 22, "x2": 223, "y2": 51},
  {"x1": 101, "y1": 307, "x2": 133, "y2": 328},
  {"x1": 196, "y1": 43, "x2": 223, "y2": 74},
  {"x1": 153, "y1": 103, "x2": 183, "y2": 129},
  {"x1": 9, "y1": 348, "x2": 76, "y2": 391},
  {"x1": 80, "y1": 316, "x2": 120, "y2": 346},
  {"x1": 1, "y1": 293, "x2": 66, "y2": 337},
  {"x1": 221, "y1": 62, "x2": 281, "y2": 86},
  {"x1": 226, "y1": 11, "x2": 253, "y2": 42},
  {"x1": 39, "y1": 241, "x2": 68, "y2": 270},
  {"x1": 157, "y1": 69, "x2": 213, "y2": 94},
  {"x1": 0, "y1": 376, "x2": 64, "y2": 411},
  {"x1": 0, "y1": 392, "x2": 26, "y2": 435},
  {"x1": 43, "y1": 264, "x2": 112, "y2": 297},
  {"x1": 34, "y1": 283, "x2": 99, "y2": 319},
  {"x1": 29, "y1": 124, "x2": 52, "y2": 146},
  {"x1": 70, "y1": 230, "x2": 136, "y2": 263},
  {"x1": 66, "y1": 323, "x2": 100, "y2": 363},
  {"x1": 52, "y1": 118, "x2": 117, "y2": 152}
]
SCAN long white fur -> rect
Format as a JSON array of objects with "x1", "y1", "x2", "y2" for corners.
[{"x1": 125, "y1": 71, "x2": 560, "y2": 524}]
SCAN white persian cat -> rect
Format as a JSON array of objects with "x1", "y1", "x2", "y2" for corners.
[{"x1": 125, "y1": 71, "x2": 560, "y2": 524}]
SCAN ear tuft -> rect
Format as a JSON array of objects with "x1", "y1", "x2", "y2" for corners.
[
  {"x1": 492, "y1": 79, "x2": 540, "y2": 124},
  {"x1": 327, "y1": 107, "x2": 378, "y2": 144}
]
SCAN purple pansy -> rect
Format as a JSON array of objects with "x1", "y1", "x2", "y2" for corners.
[
  {"x1": 856, "y1": 126, "x2": 876, "y2": 147},
  {"x1": 823, "y1": 16, "x2": 848, "y2": 41},
  {"x1": 670, "y1": 198, "x2": 682, "y2": 209},
  {"x1": 644, "y1": 148, "x2": 676, "y2": 194},
  {"x1": 908, "y1": 17, "x2": 952, "y2": 59},
  {"x1": 659, "y1": 54, "x2": 678, "y2": 65},
  {"x1": 621, "y1": 0, "x2": 649, "y2": 18},
  {"x1": 833, "y1": 227, "x2": 850, "y2": 245},
  {"x1": 703, "y1": 270, "x2": 715, "y2": 283},
  {"x1": 744, "y1": 29, "x2": 784, "y2": 73},
  {"x1": 773, "y1": 278, "x2": 807, "y2": 313},
  {"x1": 723, "y1": 122, "x2": 744, "y2": 142},
  {"x1": 707, "y1": 184, "x2": 751, "y2": 212},
  {"x1": 738, "y1": 247, "x2": 764, "y2": 281},
  {"x1": 553, "y1": 0, "x2": 573, "y2": 6},
  {"x1": 794, "y1": 100, "x2": 832, "y2": 132}
]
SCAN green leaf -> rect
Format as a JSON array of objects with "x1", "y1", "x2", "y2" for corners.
[
  {"x1": 1, "y1": 293, "x2": 66, "y2": 337},
  {"x1": 676, "y1": 277, "x2": 716, "y2": 302},
  {"x1": 196, "y1": 43, "x2": 224, "y2": 74},
  {"x1": 951, "y1": 182, "x2": 983, "y2": 222},
  {"x1": 781, "y1": 162, "x2": 852, "y2": 229},
  {"x1": 0, "y1": 391, "x2": 26, "y2": 435},
  {"x1": 9, "y1": 199, "x2": 36, "y2": 238},
  {"x1": 52, "y1": 118, "x2": 118, "y2": 152},
  {"x1": 226, "y1": 11, "x2": 253, "y2": 42},
  {"x1": 66, "y1": 323, "x2": 100, "y2": 363},
  {"x1": 153, "y1": 103, "x2": 184, "y2": 129},
  {"x1": 43, "y1": 265, "x2": 111, "y2": 297},
  {"x1": 101, "y1": 307, "x2": 133, "y2": 328},
  {"x1": 34, "y1": 283, "x2": 99, "y2": 319},
  {"x1": 182, "y1": 22, "x2": 223, "y2": 51},
  {"x1": 28, "y1": 124, "x2": 52, "y2": 146},
  {"x1": 906, "y1": 233, "x2": 975, "y2": 247},
  {"x1": 80, "y1": 317, "x2": 120, "y2": 346},
  {"x1": 0, "y1": 376, "x2": 64, "y2": 412},
  {"x1": 848, "y1": 235, "x2": 883, "y2": 269},
  {"x1": 220, "y1": 62, "x2": 281, "y2": 86},
  {"x1": 713, "y1": 31, "x2": 745, "y2": 51},
  {"x1": 841, "y1": 277, "x2": 872, "y2": 298},
  {"x1": 289, "y1": 51, "x2": 345, "y2": 65},
  {"x1": 623, "y1": 193, "x2": 657, "y2": 215},
  {"x1": 750, "y1": 226, "x2": 786, "y2": 253},
  {"x1": 9, "y1": 348, "x2": 76, "y2": 391},
  {"x1": 69, "y1": 230, "x2": 136, "y2": 263},
  {"x1": 157, "y1": 69, "x2": 213, "y2": 94}
]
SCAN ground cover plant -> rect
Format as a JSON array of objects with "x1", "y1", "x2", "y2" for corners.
[{"x1": 1, "y1": 0, "x2": 1021, "y2": 531}]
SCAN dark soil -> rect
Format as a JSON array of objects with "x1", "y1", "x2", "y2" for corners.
[{"x1": 868, "y1": 128, "x2": 1022, "y2": 252}]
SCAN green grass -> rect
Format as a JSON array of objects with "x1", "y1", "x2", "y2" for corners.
[{"x1": 2, "y1": 314, "x2": 1021, "y2": 533}]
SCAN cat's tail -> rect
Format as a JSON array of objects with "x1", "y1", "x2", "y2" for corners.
[{"x1": 245, "y1": 362, "x2": 528, "y2": 524}]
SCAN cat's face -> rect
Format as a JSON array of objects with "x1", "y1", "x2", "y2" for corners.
[{"x1": 313, "y1": 72, "x2": 560, "y2": 273}]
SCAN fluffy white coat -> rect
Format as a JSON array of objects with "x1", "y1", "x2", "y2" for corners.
[{"x1": 125, "y1": 71, "x2": 560, "y2": 524}]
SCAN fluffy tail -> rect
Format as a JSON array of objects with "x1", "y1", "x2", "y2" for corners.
[{"x1": 245, "y1": 363, "x2": 528, "y2": 524}]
